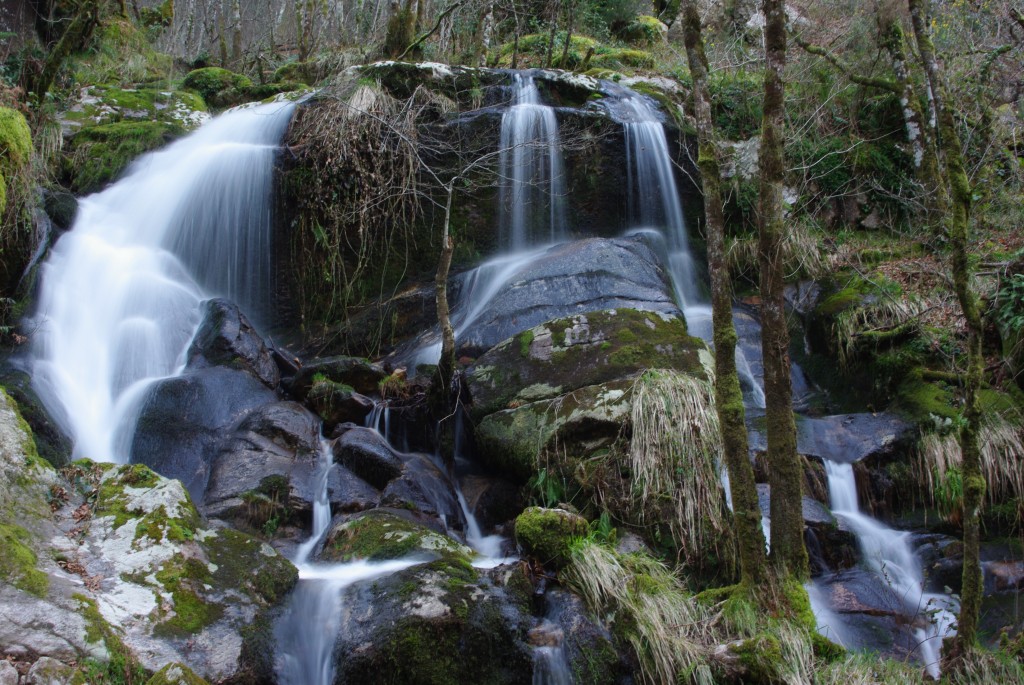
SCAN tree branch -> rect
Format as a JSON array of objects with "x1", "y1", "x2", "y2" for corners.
[{"x1": 397, "y1": 0, "x2": 466, "y2": 61}]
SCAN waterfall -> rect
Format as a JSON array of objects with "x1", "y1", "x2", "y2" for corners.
[
  {"x1": 498, "y1": 72, "x2": 568, "y2": 251},
  {"x1": 29, "y1": 100, "x2": 296, "y2": 463},
  {"x1": 617, "y1": 93, "x2": 767, "y2": 408},
  {"x1": 822, "y1": 460, "x2": 957, "y2": 677}
]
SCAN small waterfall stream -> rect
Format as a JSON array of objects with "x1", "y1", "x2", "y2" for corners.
[
  {"x1": 499, "y1": 72, "x2": 568, "y2": 250},
  {"x1": 821, "y1": 460, "x2": 957, "y2": 677},
  {"x1": 29, "y1": 101, "x2": 295, "y2": 463}
]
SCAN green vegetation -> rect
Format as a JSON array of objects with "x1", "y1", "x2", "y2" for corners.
[
  {"x1": 182, "y1": 67, "x2": 253, "y2": 106},
  {"x1": 75, "y1": 594, "x2": 149, "y2": 685},
  {"x1": 0, "y1": 521, "x2": 48, "y2": 596},
  {"x1": 513, "y1": 506, "x2": 589, "y2": 568},
  {"x1": 64, "y1": 120, "x2": 180, "y2": 193}
]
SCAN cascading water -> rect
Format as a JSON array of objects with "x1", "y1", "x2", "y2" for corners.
[
  {"x1": 498, "y1": 72, "x2": 568, "y2": 250},
  {"x1": 275, "y1": 439, "x2": 419, "y2": 685},
  {"x1": 821, "y1": 460, "x2": 957, "y2": 677},
  {"x1": 616, "y1": 93, "x2": 766, "y2": 408},
  {"x1": 29, "y1": 100, "x2": 296, "y2": 463}
]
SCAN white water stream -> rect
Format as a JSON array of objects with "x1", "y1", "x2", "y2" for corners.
[
  {"x1": 822, "y1": 460, "x2": 957, "y2": 677},
  {"x1": 499, "y1": 72, "x2": 568, "y2": 251},
  {"x1": 29, "y1": 100, "x2": 295, "y2": 463}
]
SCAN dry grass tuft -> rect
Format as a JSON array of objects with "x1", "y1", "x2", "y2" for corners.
[
  {"x1": 916, "y1": 412, "x2": 1024, "y2": 519},
  {"x1": 726, "y1": 217, "x2": 828, "y2": 282},
  {"x1": 628, "y1": 359, "x2": 735, "y2": 572},
  {"x1": 831, "y1": 296, "x2": 926, "y2": 370},
  {"x1": 562, "y1": 540, "x2": 717, "y2": 685}
]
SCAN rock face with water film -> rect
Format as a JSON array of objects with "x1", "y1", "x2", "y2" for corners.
[{"x1": 0, "y1": 391, "x2": 297, "y2": 682}]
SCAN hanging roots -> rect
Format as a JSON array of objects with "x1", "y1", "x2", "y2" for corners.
[
  {"x1": 561, "y1": 539, "x2": 716, "y2": 685},
  {"x1": 627, "y1": 357, "x2": 736, "y2": 573}
]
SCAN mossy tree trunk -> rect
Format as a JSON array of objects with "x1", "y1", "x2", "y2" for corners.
[
  {"x1": 907, "y1": 0, "x2": 985, "y2": 658},
  {"x1": 30, "y1": 0, "x2": 101, "y2": 104},
  {"x1": 757, "y1": 0, "x2": 808, "y2": 579},
  {"x1": 681, "y1": 0, "x2": 767, "y2": 587}
]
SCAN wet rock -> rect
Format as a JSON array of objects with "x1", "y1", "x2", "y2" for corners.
[
  {"x1": 458, "y1": 474, "x2": 524, "y2": 530},
  {"x1": 319, "y1": 508, "x2": 471, "y2": 563},
  {"x1": 325, "y1": 464, "x2": 380, "y2": 513},
  {"x1": 0, "y1": 367, "x2": 73, "y2": 467},
  {"x1": 541, "y1": 588, "x2": 625, "y2": 685},
  {"x1": 514, "y1": 507, "x2": 589, "y2": 569},
  {"x1": 748, "y1": 412, "x2": 912, "y2": 465},
  {"x1": 288, "y1": 355, "x2": 387, "y2": 398},
  {"x1": 332, "y1": 427, "x2": 403, "y2": 489},
  {"x1": 202, "y1": 401, "x2": 323, "y2": 522},
  {"x1": 380, "y1": 452, "x2": 465, "y2": 527},
  {"x1": 332, "y1": 558, "x2": 535, "y2": 684},
  {"x1": 304, "y1": 380, "x2": 374, "y2": 429},
  {"x1": 187, "y1": 298, "x2": 279, "y2": 388},
  {"x1": 42, "y1": 189, "x2": 78, "y2": 232},
  {"x1": 457, "y1": 237, "x2": 681, "y2": 357},
  {"x1": 986, "y1": 560, "x2": 1024, "y2": 592},
  {"x1": 757, "y1": 484, "x2": 857, "y2": 572},
  {"x1": 131, "y1": 366, "x2": 277, "y2": 497}
]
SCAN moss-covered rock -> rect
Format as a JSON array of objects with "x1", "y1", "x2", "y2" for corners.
[
  {"x1": 63, "y1": 120, "x2": 180, "y2": 193},
  {"x1": 0, "y1": 107, "x2": 32, "y2": 174},
  {"x1": 321, "y1": 508, "x2": 473, "y2": 563},
  {"x1": 475, "y1": 378, "x2": 635, "y2": 481},
  {"x1": 467, "y1": 308, "x2": 703, "y2": 419},
  {"x1": 183, "y1": 67, "x2": 253, "y2": 107},
  {"x1": 618, "y1": 15, "x2": 668, "y2": 46},
  {"x1": 514, "y1": 507, "x2": 588, "y2": 569},
  {"x1": 0, "y1": 521, "x2": 49, "y2": 596},
  {"x1": 334, "y1": 558, "x2": 535, "y2": 684}
]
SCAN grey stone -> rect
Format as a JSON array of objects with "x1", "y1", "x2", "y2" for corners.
[
  {"x1": 27, "y1": 657, "x2": 75, "y2": 685},
  {"x1": 187, "y1": 298, "x2": 279, "y2": 388},
  {"x1": 0, "y1": 661, "x2": 18, "y2": 685}
]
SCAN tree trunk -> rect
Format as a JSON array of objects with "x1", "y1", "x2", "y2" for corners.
[
  {"x1": 908, "y1": 0, "x2": 940, "y2": 133},
  {"x1": 435, "y1": 185, "x2": 456, "y2": 397},
  {"x1": 231, "y1": 0, "x2": 242, "y2": 67},
  {"x1": 907, "y1": 0, "x2": 984, "y2": 657},
  {"x1": 682, "y1": 0, "x2": 768, "y2": 587},
  {"x1": 545, "y1": 2, "x2": 557, "y2": 68},
  {"x1": 559, "y1": 1, "x2": 574, "y2": 68},
  {"x1": 758, "y1": 0, "x2": 807, "y2": 579},
  {"x1": 31, "y1": 1, "x2": 100, "y2": 103}
]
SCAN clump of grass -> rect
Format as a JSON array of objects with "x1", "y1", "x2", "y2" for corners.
[
  {"x1": 627, "y1": 360, "x2": 735, "y2": 573},
  {"x1": 916, "y1": 412, "x2": 1024, "y2": 521},
  {"x1": 561, "y1": 539, "x2": 716, "y2": 685},
  {"x1": 831, "y1": 291, "x2": 925, "y2": 370},
  {"x1": 726, "y1": 217, "x2": 827, "y2": 284}
]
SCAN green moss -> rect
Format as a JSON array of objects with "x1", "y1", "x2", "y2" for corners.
[
  {"x1": 75, "y1": 594, "x2": 148, "y2": 685},
  {"x1": 322, "y1": 510, "x2": 471, "y2": 563},
  {"x1": 204, "y1": 527, "x2": 298, "y2": 604},
  {"x1": 518, "y1": 329, "x2": 534, "y2": 357},
  {"x1": 65, "y1": 120, "x2": 181, "y2": 193},
  {"x1": 0, "y1": 522, "x2": 48, "y2": 596},
  {"x1": 145, "y1": 663, "x2": 209, "y2": 685},
  {"x1": 153, "y1": 557, "x2": 223, "y2": 637},
  {"x1": 1, "y1": 388, "x2": 49, "y2": 472},
  {"x1": 591, "y1": 49, "x2": 655, "y2": 70},
  {"x1": 0, "y1": 107, "x2": 32, "y2": 174},
  {"x1": 514, "y1": 507, "x2": 589, "y2": 569},
  {"x1": 815, "y1": 278, "x2": 870, "y2": 316},
  {"x1": 619, "y1": 15, "x2": 666, "y2": 46},
  {"x1": 894, "y1": 370, "x2": 958, "y2": 423},
  {"x1": 183, "y1": 67, "x2": 253, "y2": 106},
  {"x1": 730, "y1": 633, "x2": 784, "y2": 683}
]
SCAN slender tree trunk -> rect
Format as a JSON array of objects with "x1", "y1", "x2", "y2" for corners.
[
  {"x1": 231, "y1": 0, "x2": 242, "y2": 67},
  {"x1": 908, "y1": 0, "x2": 940, "y2": 133},
  {"x1": 682, "y1": 0, "x2": 768, "y2": 587},
  {"x1": 435, "y1": 185, "x2": 456, "y2": 395},
  {"x1": 545, "y1": 2, "x2": 557, "y2": 68},
  {"x1": 758, "y1": 0, "x2": 808, "y2": 579},
  {"x1": 559, "y1": 1, "x2": 574, "y2": 68},
  {"x1": 907, "y1": 0, "x2": 984, "y2": 657}
]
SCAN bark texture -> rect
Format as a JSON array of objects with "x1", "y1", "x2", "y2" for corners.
[
  {"x1": 907, "y1": 0, "x2": 984, "y2": 656},
  {"x1": 757, "y1": 0, "x2": 807, "y2": 579},
  {"x1": 682, "y1": 0, "x2": 768, "y2": 588}
]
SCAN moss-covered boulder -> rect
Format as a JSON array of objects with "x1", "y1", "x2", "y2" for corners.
[
  {"x1": 467, "y1": 308, "x2": 703, "y2": 419},
  {"x1": 0, "y1": 106, "x2": 32, "y2": 175},
  {"x1": 321, "y1": 508, "x2": 473, "y2": 563},
  {"x1": 514, "y1": 507, "x2": 588, "y2": 569},
  {"x1": 183, "y1": 67, "x2": 253, "y2": 108},
  {"x1": 474, "y1": 378, "x2": 635, "y2": 480},
  {"x1": 332, "y1": 558, "x2": 535, "y2": 684}
]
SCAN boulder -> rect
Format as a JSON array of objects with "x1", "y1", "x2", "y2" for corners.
[
  {"x1": 466, "y1": 307, "x2": 703, "y2": 419},
  {"x1": 514, "y1": 507, "x2": 589, "y2": 569},
  {"x1": 27, "y1": 657, "x2": 77, "y2": 685},
  {"x1": 202, "y1": 401, "x2": 323, "y2": 523},
  {"x1": 319, "y1": 508, "x2": 472, "y2": 563},
  {"x1": 748, "y1": 412, "x2": 913, "y2": 465},
  {"x1": 289, "y1": 355, "x2": 388, "y2": 398},
  {"x1": 0, "y1": 367, "x2": 73, "y2": 467},
  {"x1": 325, "y1": 464, "x2": 380, "y2": 514},
  {"x1": 187, "y1": 298, "x2": 279, "y2": 388},
  {"x1": 456, "y1": 237, "x2": 682, "y2": 357},
  {"x1": 0, "y1": 661, "x2": 17, "y2": 685},
  {"x1": 0, "y1": 392, "x2": 297, "y2": 684},
  {"x1": 458, "y1": 474, "x2": 524, "y2": 530},
  {"x1": 304, "y1": 380, "x2": 375, "y2": 429},
  {"x1": 756, "y1": 484, "x2": 857, "y2": 572},
  {"x1": 475, "y1": 378, "x2": 635, "y2": 481},
  {"x1": 130, "y1": 366, "x2": 277, "y2": 497},
  {"x1": 146, "y1": 663, "x2": 210, "y2": 685},
  {"x1": 540, "y1": 588, "x2": 625, "y2": 685},
  {"x1": 332, "y1": 427, "x2": 404, "y2": 489},
  {"x1": 330, "y1": 559, "x2": 535, "y2": 684}
]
